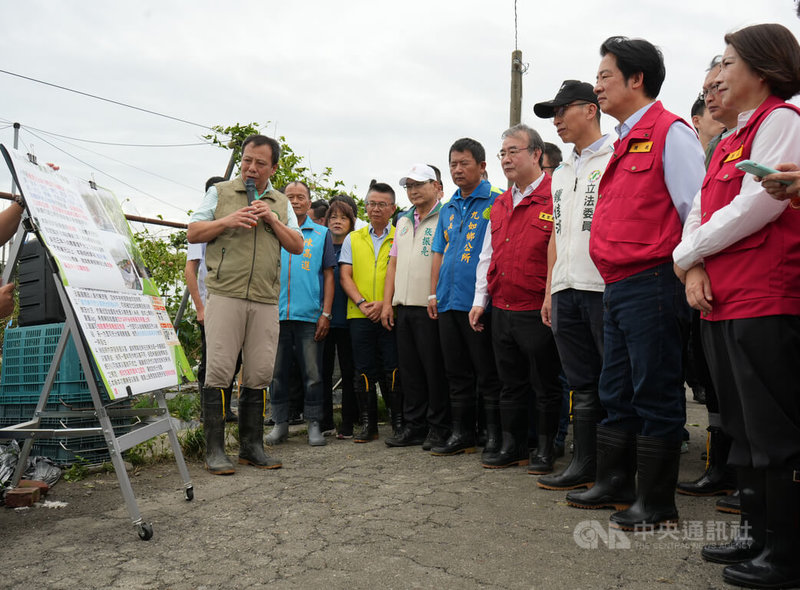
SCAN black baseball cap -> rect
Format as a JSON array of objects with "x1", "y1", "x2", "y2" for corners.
[{"x1": 533, "y1": 80, "x2": 598, "y2": 118}]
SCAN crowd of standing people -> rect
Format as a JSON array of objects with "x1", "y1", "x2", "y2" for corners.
[{"x1": 186, "y1": 24, "x2": 800, "y2": 590}]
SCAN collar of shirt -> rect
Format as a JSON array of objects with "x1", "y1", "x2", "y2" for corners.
[
  {"x1": 511, "y1": 172, "x2": 546, "y2": 207},
  {"x1": 257, "y1": 180, "x2": 274, "y2": 199},
  {"x1": 571, "y1": 133, "x2": 611, "y2": 169},
  {"x1": 734, "y1": 108, "x2": 756, "y2": 134},
  {"x1": 454, "y1": 179, "x2": 493, "y2": 201},
  {"x1": 368, "y1": 223, "x2": 390, "y2": 239},
  {"x1": 615, "y1": 102, "x2": 656, "y2": 141}
]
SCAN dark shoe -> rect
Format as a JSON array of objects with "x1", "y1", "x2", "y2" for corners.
[
  {"x1": 566, "y1": 426, "x2": 635, "y2": 511},
  {"x1": 702, "y1": 468, "x2": 765, "y2": 565},
  {"x1": 431, "y1": 406, "x2": 477, "y2": 456},
  {"x1": 385, "y1": 425, "x2": 426, "y2": 448},
  {"x1": 422, "y1": 428, "x2": 449, "y2": 451},
  {"x1": 481, "y1": 430, "x2": 528, "y2": 468},
  {"x1": 289, "y1": 414, "x2": 304, "y2": 426},
  {"x1": 609, "y1": 435, "x2": 680, "y2": 531},
  {"x1": 717, "y1": 490, "x2": 741, "y2": 514},
  {"x1": 722, "y1": 467, "x2": 800, "y2": 589},
  {"x1": 203, "y1": 387, "x2": 235, "y2": 475},
  {"x1": 677, "y1": 425, "x2": 736, "y2": 496},
  {"x1": 430, "y1": 431, "x2": 477, "y2": 456},
  {"x1": 538, "y1": 395, "x2": 602, "y2": 491},
  {"x1": 482, "y1": 406, "x2": 502, "y2": 455},
  {"x1": 238, "y1": 387, "x2": 282, "y2": 469}
]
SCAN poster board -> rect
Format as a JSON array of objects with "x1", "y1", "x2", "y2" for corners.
[{"x1": 2, "y1": 145, "x2": 193, "y2": 400}]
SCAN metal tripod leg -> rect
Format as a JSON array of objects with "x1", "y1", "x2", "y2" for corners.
[{"x1": 155, "y1": 390, "x2": 194, "y2": 501}]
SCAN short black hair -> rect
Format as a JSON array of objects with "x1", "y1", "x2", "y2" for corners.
[
  {"x1": 600, "y1": 36, "x2": 665, "y2": 99},
  {"x1": 449, "y1": 138, "x2": 486, "y2": 164},
  {"x1": 330, "y1": 194, "x2": 359, "y2": 218},
  {"x1": 205, "y1": 176, "x2": 225, "y2": 192},
  {"x1": 310, "y1": 199, "x2": 329, "y2": 219},
  {"x1": 691, "y1": 96, "x2": 706, "y2": 119},
  {"x1": 543, "y1": 143, "x2": 563, "y2": 169},
  {"x1": 367, "y1": 180, "x2": 396, "y2": 203},
  {"x1": 241, "y1": 134, "x2": 281, "y2": 166}
]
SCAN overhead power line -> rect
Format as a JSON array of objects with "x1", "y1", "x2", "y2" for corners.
[
  {"x1": 0, "y1": 68, "x2": 219, "y2": 133},
  {"x1": 24, "y1": 128, "x2": 189, "y2": 215}
]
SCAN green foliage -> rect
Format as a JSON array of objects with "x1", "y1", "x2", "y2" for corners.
[
  {"x1": 132, "y1": 392, "x2": 201, "y2": 423},
  {"x1": 203, "y1": 122, "x2": 362, "y2": 210},
  {"x1": 62, "y1": 456, "x2": 90, "y2": 482},
  {"x1": 131, "y1": 228, "x2": 201, "y2": 370}
]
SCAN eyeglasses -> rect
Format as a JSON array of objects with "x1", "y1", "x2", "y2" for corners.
[
  {"x1": 403, "y1": 180, "x2": 432, "y2": 190},
  {"x1": 365, "y1": 201, "x2": 393, "y2": 210},
  {"x1": 553, "y1": 102, "x2": 593, "y2": 119},
  {"x1": 701, "y1": 84, "x2": 720, "y2": 100},
  {"x1": 497, "y1": 146, "x2": 533, "y2": 160}
]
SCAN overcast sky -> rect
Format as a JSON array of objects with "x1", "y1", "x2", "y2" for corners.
[{"x1": 1, "y1": 0, "x2": 797, "y2": 227}]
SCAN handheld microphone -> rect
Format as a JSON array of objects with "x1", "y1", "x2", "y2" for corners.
[{"x1": 245, "y1": 178, "x2": 256, "y2": 205}]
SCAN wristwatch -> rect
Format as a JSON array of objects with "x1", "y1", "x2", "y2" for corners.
[
  {"x1": 321, "y1": 311, "x2": 332, "y2": 320},
  {"x1": 355, "y1": 298, "x2": 367, "y2": 307}
]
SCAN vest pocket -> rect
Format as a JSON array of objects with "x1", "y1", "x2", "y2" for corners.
[
  {"x1": 216, "y1": 247, "x2": 226, "y2": 279},
  {"x1": 606, "y1": 219, "x2": 659, "y2": 245}
]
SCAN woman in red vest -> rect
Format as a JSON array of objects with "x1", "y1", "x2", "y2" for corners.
[{"x1": 672, "y1": 23, "x2": 800, "y2": 590}]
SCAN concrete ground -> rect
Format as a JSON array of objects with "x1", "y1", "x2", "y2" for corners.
[{"x1": 1, "y1": 392, "x2": 740, "y2": 590}]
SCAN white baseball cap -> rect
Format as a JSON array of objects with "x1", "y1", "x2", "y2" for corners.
[{"x1": 399, "y1": 163, "x2": 437, "y2": 187}]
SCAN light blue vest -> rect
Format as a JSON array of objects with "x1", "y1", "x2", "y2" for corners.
[{"x1": 278, "y1": 216, "x2": 329, "y2": 322}]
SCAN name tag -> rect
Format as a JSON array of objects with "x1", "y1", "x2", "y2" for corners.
[
  {"x1": 724, "y1": 146, "x2": 743, "y2": 162},
  {"x1": 629, "y1": 141, "x2": 653, "y2": 153},
  {"x1": 539, "y1": 212, "x2": 554, "y2": 222}
]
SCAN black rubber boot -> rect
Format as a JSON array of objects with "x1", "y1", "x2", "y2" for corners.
[
  {"x1": 386, "y1": 369, "x2": 403, "y2": 436},
  {"x1": 224, "y1": 386, "x2": 238, "y2": 423},
  {"x1": 702, "y1": 468, "x2": 765, "y2": 564},
  {"x1": 481, "y1": 407, "x2": 527, "y2": 468},
  {"x1": 723, "y1": 467, "x2": 800, "y2": 589},
  {"x1": 538, "y1": 390, "x2": 603, "y2": 490},
  {"x1": 528, "y1": 409, "x2": 561, "y2": 475},
  {"x1": 566, "y1": 426, "x2": 636, "y2": 510},
  {"x1": 677, "y1": 425, "x2": 736, "y2": 496},
  {"x1": 385, "y1": 424, "x2": 427, "y2": 447},
  {"x1": 717, "y1": 490, "x2": 741, "y2": 514},
  {"x1": 430, "y1": 405, "x2": 477, "y2": 456},
  {"x1": 480, "y1": 405, "x2": 502, "y2": 462},
  {"x1": 354, "y1": 374, "x2": 378, "y2": 443},
  {"x1": 237, "y1": 387, "x2": 282, "y2": 469},
  {"x1": 609, "y1": 435, "x2": 680, "y2": 531},
  {"x1": 203, "y1": 387, "x2": 235, "y2": 475}
]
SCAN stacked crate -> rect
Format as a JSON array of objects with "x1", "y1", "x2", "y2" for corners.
[{"x1": 0, "y1": 323, "x2": 130, "y2": 465}]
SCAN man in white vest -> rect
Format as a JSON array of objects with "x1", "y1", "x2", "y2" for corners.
[
  {"x1": 533, "y1": 80, "x2": 615, "y2": 490},
  {"x1": 381, "y1": 164, "x2": 450, "y2": 449}
]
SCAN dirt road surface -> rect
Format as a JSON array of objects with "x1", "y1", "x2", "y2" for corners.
[{"x1": 2, "y1": 395, "x2": 738, "y2": 589}]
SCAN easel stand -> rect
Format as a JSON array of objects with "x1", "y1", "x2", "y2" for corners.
[{"x1": 0, "y1": 217, "x2": 194, "y2": 541}]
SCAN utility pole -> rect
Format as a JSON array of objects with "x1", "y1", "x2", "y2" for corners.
[{"x1": 510, "y1": 50, "x2": 523, "y2": 127}]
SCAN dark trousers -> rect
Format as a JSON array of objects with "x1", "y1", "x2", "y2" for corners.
[
  {"x1": 492, "y1": 308, "x2": 562, "y2": 414},
  {"x1": 396, "y1": 305, "x2": 450, "y2": 432},
  {"x1": 323, "y1": 327, "x2": 356, "y2": 431},
  {"x1": 551, "y1": 289, "x2": 604, "y2": 391},
  {"x1": 349, "y1": 318, "x2": 398, "y2": 391},
  {"x1": 598, "y1": 263, "x2": 688, "y2": 441},
  {"x1": 702, "y1": 316, "x2": 800, "y2": 468},
  {"x1": 438, "y1": 310, "x2": 502, "y2": 410}
]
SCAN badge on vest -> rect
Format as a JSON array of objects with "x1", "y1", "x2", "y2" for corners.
[
  {"x1": 629, "y1": 141, "x2": 653, "y2": 153},
  {"x1": 724, "y1": 146, "x2": 744, "y2": 163},
  {"x1": 539, "y1": 212, "x2": 554, "y2": 222}
]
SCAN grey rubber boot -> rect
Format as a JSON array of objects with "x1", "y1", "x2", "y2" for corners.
[
  {"x1": 266, "y1": 421, "x2": 289, "y2": 445},
  {"x1": 308, "y1": 420, "x2": 327, "y2": 446}
]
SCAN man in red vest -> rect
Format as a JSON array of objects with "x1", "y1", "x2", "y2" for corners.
[
  {"x1": 565, "y1": 36, "x2": 705, "y2": 531},
  {"x1": 469, "y1": 124, "x2": 563, "y2": 471}
]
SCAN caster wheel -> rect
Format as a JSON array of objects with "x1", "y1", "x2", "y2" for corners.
[
  {"x1": 136, "y1": 522, "x2": 154, "y2": 541},
  {"x1": 184, "y1": 486, "x2": 194, "y2": 501}
]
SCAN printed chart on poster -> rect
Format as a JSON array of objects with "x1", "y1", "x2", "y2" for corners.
[{"x1": 2, "y1": 145, "x2": 193, "y2": 400}]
